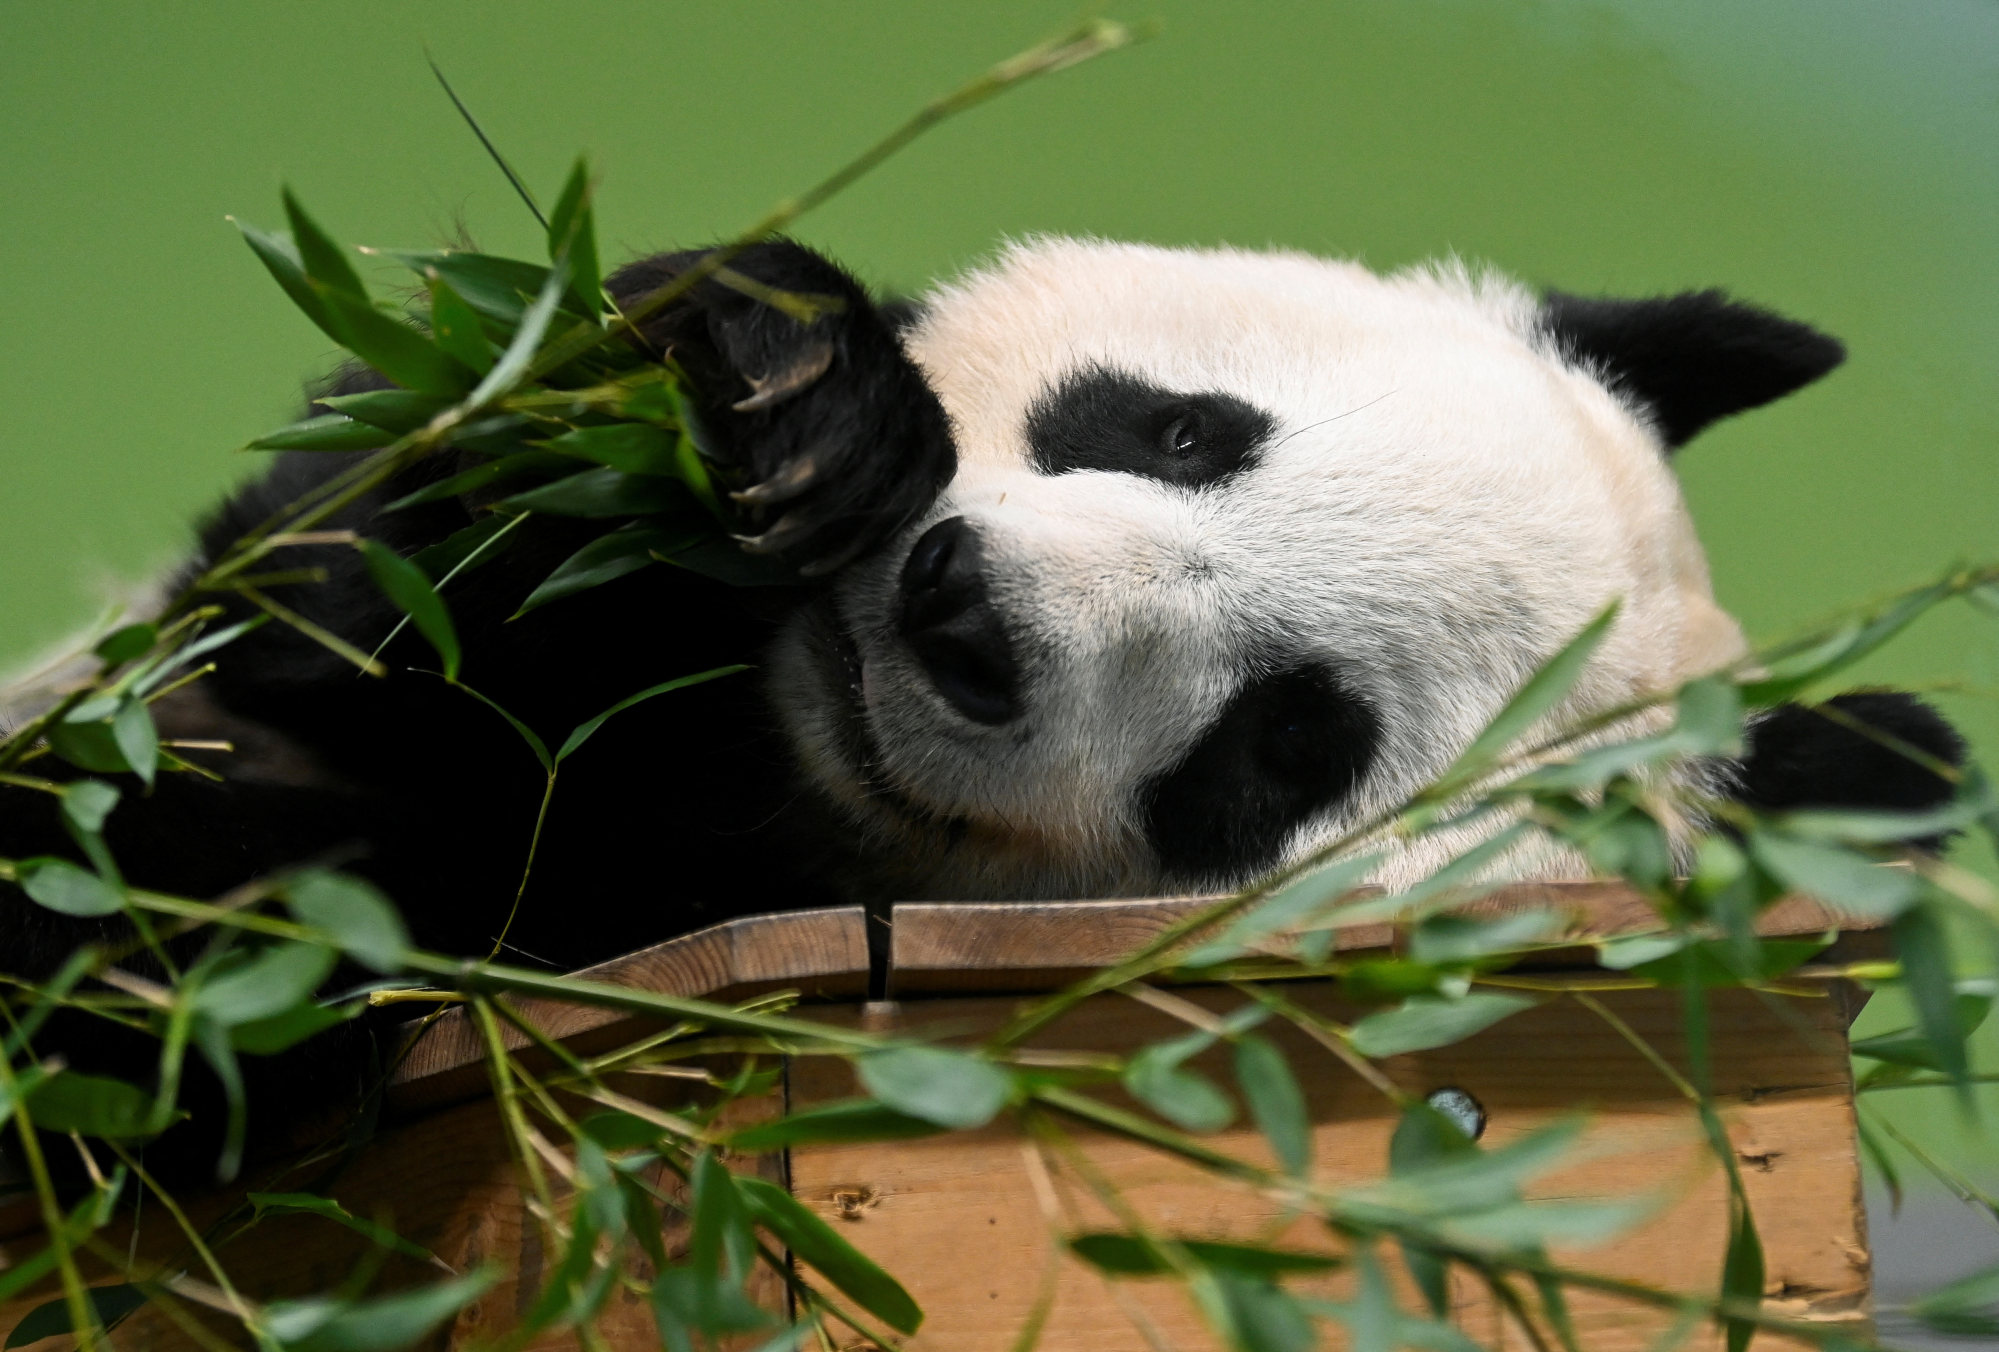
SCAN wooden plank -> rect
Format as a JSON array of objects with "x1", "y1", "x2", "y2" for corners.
[
  {"x1": 390, "y1": 905, "x2": 870, "y2": 1112},
  {"x1": 787, "y1": 985, "x2": 1867, "y2": 1352},
  {"x1": 888, "y1": 885, "x2": 1886, "y2": 996}
]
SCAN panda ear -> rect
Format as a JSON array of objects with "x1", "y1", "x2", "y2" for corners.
[
  {"x1": 1541, "y1": 289, "x2": 1845, "y2": 450},
  {"x1": 1733, "y1": 692, "x2": 1967, "y2": 849}
]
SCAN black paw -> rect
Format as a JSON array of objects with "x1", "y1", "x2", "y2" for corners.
[
  {"x1": 1737, "y1": 691, "x2": 1968, "y2": 848},
  {"x1": 606, "y1": 241, "x2": 956, "y2": 578}
]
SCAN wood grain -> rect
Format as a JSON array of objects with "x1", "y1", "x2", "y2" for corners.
[
  {"x1": 788, "y1": 985, "x2": 1867, "y2": 1352},
  {"x1": 887, "y1": 885, "x2": 1887, "y2": 996},
  {"x1": 390, "y1": 904, "x2": 871, "y2": 1112}
]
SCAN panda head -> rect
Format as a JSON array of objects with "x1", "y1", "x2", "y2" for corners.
[{"x1": 770, "y1": 238, "x2": 1845, "y2": 900}]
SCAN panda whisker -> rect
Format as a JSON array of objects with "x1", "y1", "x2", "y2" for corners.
[{"x1": 1267, "y1": 389, "x2": 1399, "y2": 454}]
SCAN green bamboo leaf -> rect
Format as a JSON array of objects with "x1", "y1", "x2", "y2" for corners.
[
  {"x1": 263, "y1": 1268, "x2": 498, "y2": 1352},
  {"x1": 1443, "y1": 1198, "x2": 1651, "y2": 1249},
  {"x1": 377, "y1": 249, "x2": 556, "y2": 324},
  {"x1": 548, "y1": 157, "x2": 604, "y2": 316},
  {"x1": 1627, "y1": 936, "x2": 1831, "y2": 988},
  {"x1": 1068, "y1": 1234, "x2": 1341, "y2": 1278},
  {"x1": 1851, "y1": 982, "x2": 1994, "y2": 1069},
  {"x1": 556, "y1": 665, "x2": 749, "y2": 763},
  {"x1": 236, "y1": 216, "x2": 333, "y2": 331},
  {"x1": 16, "y1": 857, "x2": 123, "y2": 917},
  {"x1": 1741, "y1": 580, "x2": 1953, "y2": 706},
  {"x1": 1124, "y1": 1030, "x2": 1235, "y2": 1132},
  {"x1": 317, "y1": 389, "x2": 452, "y2": 433},
  {"x1": 93, "y1": 623, "x2": 157, "y2": 667},
  {"x1": 513, "y1": 524, "x2": 693, "y2": 618},
  {"x1": 1408, "y1": 907, "x2": 1564, "y2": 965},
  {"x1": 60, "y1": 780, "x2": 120, "y2": 837},
  {"x1": 1673, "y1": 676, "x2": 1744, "y2": 755},
  {"x1": 857, "y1": 1045, "x2": 1014, "y2": 1129},
  {"x1": 655, "y1": 535, "x2": 801, "y2": 587},
  {"x1": 359, "y1": 540, "x2": 460, "y2": 679},
  {"x1": 1198, "y1": 1271, "x2": 1316, "y2": 1352},
  {"x1": 426, "y1": 271, "x2": 495, "y2": 374},
  {"x1": 282, "y1": 188, "x2": 368, "y2": 301},
  {"x1": 192, "y1": 942, "x2": 338, "y2": 1026},
  {"x1": 465, "y1": 248, "x2": 570, "y2": 407},
  {"x1": 1720, "y1": 1192, "x2": 1764, "y2": 1352},
  {"x1": 499, "y1": 466, "x2": 683, "y2": 518},
  {"x1": 544, "y1": 424, "x2": 679, "y2": 475},
  {"x1": 727, "y1": 1098, "x2": 944, "y2": 1151},
  {"x1": 284, "y1": 869, "x2": 409, "y2": 972},
  {"x1": 1388, "y1": 1100, "x2": 1480, "y2": 1317},
  {"x1": 1437, "y1": 602, "x2": 1620, "y2": 790},
  {"x1": 1349, "y1": 992, "x2": 1537, "y2": 1058},
  {"x1": 230, "y1": 1001, "x2": 355, "y2": 1055},
  {"x1": 112, "y1": 699, "x2": 157, "y2": 787},
  {"x1": 1748, "y1": 832, "x2": 1920, "y2": 919},
  {"x1": 410, "y1": 513, "x2": 520, "y2": 583},
  {"x1": 1910, "y1": 1259, "x2": 1999, "y2": 1338},
  {"x1": 248, "y1": 1192, "x2": 444, "y2": 1266},
  {"x1": 1180, "y1": 852, "x2": 1381, "y2": 967},
  {"x1": 47, "y1": 715, "x2": 129, "y2": 777},
  {"x1": 246, "y1": 413, "x2": 391, "y2": 452},
  {"x1": 382, "y1": 450, "x2": 571, "y2": 512},
  {"x1": 1893, "y1": 899, "x2": 1970, "y2": 1090},
  {"x1": 27, "y1": 1072, "x2": 183, "y2": 1139},
  {"x1": 313, "y1": 285, "x2": 475, "y2": 398},
  {"x1": 1234, "y1": 1035, "x2": 1310, "y2": 1177},
  {"x1": 3, "y1": 1284, "x2": 147, "y2": 1349},
  {"x1": 447, "y1": 679, "x2": 551, "y2": 772},
  {"x1": 737, "y1": 1175, "x2": 924, "y2": 1335}
]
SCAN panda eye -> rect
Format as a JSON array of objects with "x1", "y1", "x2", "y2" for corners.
[{"x1": 1159, "y1": 409, "x2": 1202, "y2": 456}]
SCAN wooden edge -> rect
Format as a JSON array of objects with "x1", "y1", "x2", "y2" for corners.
[
  {"x1": 886, "y1": 882, "x2": 1885, "y2": 995},
  {"x1": 386, "y1": 905, "x2": 870, "y2": 1113}
]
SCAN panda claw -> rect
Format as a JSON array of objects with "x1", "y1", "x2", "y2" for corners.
[
  {"x1": 734, "y1": 511, "x2": 820, "y2": 557},
  {"x1": 731, "y1": 337, "x2": 836, "y2": 412},
  {"x1": 729, "y1": 453, "x2": 825, "y2": 507}
]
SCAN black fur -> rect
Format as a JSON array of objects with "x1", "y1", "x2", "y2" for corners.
[
  {"x1": 0, "y1": 240, "x2": 955, "y2": 1181},
  {"x1": 1541, "y1": 290, "x2": 1845, "y2": 448},
  {"x1": 1026, "y1": 364, "x2": 1276, "y2": 488},
  {"x1": 1736, "y1": 692, "x2": 1966, "y2": 837},
  {"x1": 1143, "y1": 664, "x2": 1380, "y2": 881}
]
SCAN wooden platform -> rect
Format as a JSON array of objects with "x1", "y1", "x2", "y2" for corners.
[{"x1": 0, "y1": 886, "x2": 1883, "y2": 1350}]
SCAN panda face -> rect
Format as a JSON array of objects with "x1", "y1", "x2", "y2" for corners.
[{"x1": 770, "y1": 238, "x2": 1764, "y2": 900}]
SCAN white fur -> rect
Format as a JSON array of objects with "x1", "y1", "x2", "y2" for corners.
[{"x1": 770, "y1": 238, "x2": 1748, "y2": 898}]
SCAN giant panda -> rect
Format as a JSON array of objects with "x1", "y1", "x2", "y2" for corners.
[{"x1": 0, "y1": 237, "x2": 1964, "y2": 1178}]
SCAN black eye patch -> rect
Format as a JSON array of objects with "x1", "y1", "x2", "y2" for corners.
[
  {"x1": 1025, "y1": 364, "x2": 1276, "y2": 488},
  {"x1": 1142, "y1": 665, "x2": 1380, "y2": 883}
]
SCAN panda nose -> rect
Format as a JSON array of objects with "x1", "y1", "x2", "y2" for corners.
[{"x1": 897, "y1": 516, "x2": 1021, "y2": 725}]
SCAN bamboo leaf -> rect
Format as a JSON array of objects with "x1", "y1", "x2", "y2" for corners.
[
  {"x1": 246, "y1": 413, "x2": 391, "y2": 452},
  {"x1": 548, "y1": 157, "x2": 604, "y2": 316},
  {"x1": 737, "y1": 1175, "x2": 924, "y2": 1334},
  {"x1": 3, "y1": 1284, "x2": 147, "y2": 1349},
  {"x1": 27, "y1": 1072, "x2": 183, "y2": 1139},
  {"x1": 1124, "y1": 1030, "x2": 1234, "y2": 1132},
  {"x1": 93, "y1": 623, "x2": 157, "y2": 667},
  {"x1": 284, "y1": 869, "x2": 409, "y2": 972},
  {"x1": 1233, "y1": 1035, "x2": 1310, "y2": 1177},
  {"x1": 112, "y1": 698, "x2": 157, "y2": 787},
  {"x1": 857, "y1": 1045, "x2": 1014, "y2": 1129},
  {"x1": 60, "y1": 781, "x2": 120, "y2": 838},
  {"x1": 499, "y1": 466, "x2": 684, "y2": 518},
  {"x1": 192, "y1": 942, "x2": 338, "y2": 1026},
  {"x1": 282, "y1": 188, "x2": 368, "y2": 302},
  {"x1": 263, "y1": 1268, "x2": 498, "y2": 1352},
  {"x1": 16, "y1": 858, "x2": 123, "y2": 917},
  {"x1": 317, "y1": 389, "x2": 452, "y2": 433},
  {"x1": 556, "y1": 665, "x2": 748, "y2": 763},
  {"x1": 1068, "y1": 1235, "x2": 1341, "y2": 1278},
  {"x1": 426, "y1": 271, "x2": 496, "y2": 374},
  {"x1": 544, "y1": 424, "x2": 679, "y2": 476},
  {"x1": 1437, "y1": 602, "x2": 1619, "y2": 789},
  {"x1": 1349, "y1": 992, "x2": 1537, "y2": 1058},
  {"x1": 1748, "y1": 832, "x2": 1920, "y2": 919},
  {"x1": 248, "y1": 1192, "x2": 444, "y2": 1267},
  {"x1": 727, "y1": 1098, "x2": 945, "y2": 1151},
  {"x1": 1894, "y1": 899, "x2": 1970, "y2": 1091},
  {"x1": 513, "y1": 524, "x2": 694, "y2": 618},
  {"x1": 359, "y1": 540, "x2": 461, "y2": 680}
]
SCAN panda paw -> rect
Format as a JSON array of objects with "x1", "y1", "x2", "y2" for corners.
[
  {"x1": 1735, "y1": 690, "x2": 1968, "y2": 849},
  {"x1": 607, "y1": 241, "x2": 956, "y2": 578}
]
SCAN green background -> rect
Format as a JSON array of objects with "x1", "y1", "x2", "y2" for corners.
[{"x1": 3, "y1": 3, "x2": 1996, "y2": 1169}]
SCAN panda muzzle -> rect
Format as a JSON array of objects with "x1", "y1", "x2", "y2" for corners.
[{"x1": 896, "y1": 516, "x2": 1022, "y2": 726}]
